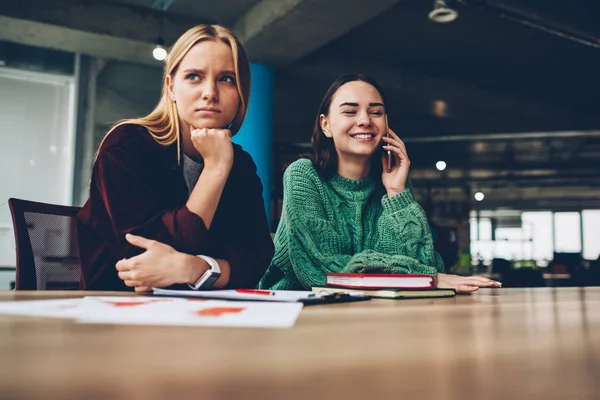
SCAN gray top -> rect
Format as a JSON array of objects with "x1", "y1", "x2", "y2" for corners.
[{"x1": 182, "y1": 153, "x2": 204, "y2": 194}]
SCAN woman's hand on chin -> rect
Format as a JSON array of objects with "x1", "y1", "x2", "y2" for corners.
[{"x1": 190, "y1": 126, "x2": 234, "y2": 173}]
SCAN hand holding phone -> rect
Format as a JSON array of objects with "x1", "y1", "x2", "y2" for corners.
[{"x1": 380, "y1": 122, "x2": 410, "y2": 197}]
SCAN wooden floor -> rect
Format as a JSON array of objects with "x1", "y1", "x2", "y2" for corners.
[{"x1": 1, "y1": 288, "x2": 599, "y2": 400}]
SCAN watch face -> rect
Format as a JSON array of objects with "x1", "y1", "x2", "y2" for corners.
[
  {"x1": 193, "y1": 268, "x2": 222, "y2": 290},
  {"x1": 198, "y1": 272, "x2": 221, "y2": 290}
]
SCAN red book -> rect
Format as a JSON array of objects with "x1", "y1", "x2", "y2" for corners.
[{"x1": 325, "y1": 273, "x2": 436, "y2": 289}]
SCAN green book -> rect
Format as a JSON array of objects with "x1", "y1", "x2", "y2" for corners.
[{"x1": 312, "y1": 286, "x2": 456, "y2": 299}]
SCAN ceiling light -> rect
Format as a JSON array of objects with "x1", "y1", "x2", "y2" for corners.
[
  {"x1": 432, "y1": 100, "x2": 448, "y2": 117},
  {"x1": 152, "y1": 37, "x2": 167, "y2": 61},
  {"x1": 429, "y1": 0, "x2": 459, "y2": 23},
  {"x1": 474, "y1": 192, "x2": 485, "y2": 202},
  {"x1": 436, "y1": 161, "x2": 447, "y2": 171}
]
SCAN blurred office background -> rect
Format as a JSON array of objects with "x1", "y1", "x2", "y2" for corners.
[{"x1": 1, "y1": 0, "x2": 600, "y2": 289}]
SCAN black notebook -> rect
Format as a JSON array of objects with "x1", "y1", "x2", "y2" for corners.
[{"x1": 312, "y1": 286, "x2": 456, "y2": 299}]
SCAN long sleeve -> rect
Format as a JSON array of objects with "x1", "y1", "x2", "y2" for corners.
[
  {"x1": 78, "y1": 125, "x2": 273, "y2": 290},
  {"x1": 264, "y1": 160, "x2": 442, "y2": 290},
  {"x1": 94, "y1": 146, "x2": 212, "y2": 259},
  {"x1": 354, "y1": 188, "x2": 445, "y2": 275},
  {"x1": 216, "y1": 151, "x2": 274, "y2": 289}
]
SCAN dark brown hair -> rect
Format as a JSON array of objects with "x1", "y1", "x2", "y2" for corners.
[{"x1": 308, "y1": 74, "x2": 388, "y2": 178}]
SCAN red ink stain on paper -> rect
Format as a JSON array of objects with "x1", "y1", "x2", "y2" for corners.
[
  {"x1": 101, "y1": 299, "x2": 172, "y2": 308},
  {"x1": 193, "y1": 307, "x2": 245, "y2": 317}
]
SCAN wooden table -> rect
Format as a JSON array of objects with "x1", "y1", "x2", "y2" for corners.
[{"x1": 1, "y1": 288, "x2": 599, "y2": 400}]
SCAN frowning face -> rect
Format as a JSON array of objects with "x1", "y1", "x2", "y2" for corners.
[{"x1": 167, "y1": 40, "x2": 240, "y2": 131}]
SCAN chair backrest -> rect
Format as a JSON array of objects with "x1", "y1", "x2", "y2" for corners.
[{"x1": 8, "y1": 198, "x2": 82, "y2": 290}]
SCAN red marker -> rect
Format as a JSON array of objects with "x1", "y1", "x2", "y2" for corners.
[{"x1": 236, "y1": 289, "x2": 275, "y2": 296}]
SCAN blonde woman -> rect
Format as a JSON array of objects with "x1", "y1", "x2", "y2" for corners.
[{"x1": 77, "y1": 25, "x2": 273, "y2": 291}]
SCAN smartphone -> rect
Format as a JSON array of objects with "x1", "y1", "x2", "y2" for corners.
[{"x1": 384, "y1": 115, "x2": 391, "y2": 172}]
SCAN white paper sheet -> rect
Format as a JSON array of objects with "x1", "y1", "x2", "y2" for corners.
[
  {"x1": 0, "y1": 296, "x2": 304, "y2": 328},
  {"x1": 0, "y1": 298, "x2": 82, "y2": 318},
  {"x1": 153, "y1": 288, "x2": 321, "y2": 302},
  {"x1": 77, "y1": 296, "x2": 303, "y2": 328}
]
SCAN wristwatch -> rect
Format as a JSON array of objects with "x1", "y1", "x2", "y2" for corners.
[{"x1": 188, "y1": 255, "x2": 221, "y2": 290}]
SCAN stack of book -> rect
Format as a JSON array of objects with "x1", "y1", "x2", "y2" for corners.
[{"x1": 312, "y1": 273, "x2": 456, "y2": 299}]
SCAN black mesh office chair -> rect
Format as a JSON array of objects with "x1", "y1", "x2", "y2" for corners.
[{"x1": 8, "y1": 198, "x2": 81, "y2": 290}]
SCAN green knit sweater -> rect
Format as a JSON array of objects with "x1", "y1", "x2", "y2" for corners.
[{"x1": 258, "y1": 158, "x2": 445, "y2": 290}]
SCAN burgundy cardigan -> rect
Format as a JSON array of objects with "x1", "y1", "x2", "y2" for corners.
[{"x1": 77, "y1": 124, "x2": 274, "y2": 291}]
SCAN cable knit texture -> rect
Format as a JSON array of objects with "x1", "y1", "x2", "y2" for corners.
[{"x1": 258, "y1": 158, "x2": 445, "y2": 290}]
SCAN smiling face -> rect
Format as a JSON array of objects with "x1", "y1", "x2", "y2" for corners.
[
  {"x1": 166, "y1": 39, "x2": 240, "y2": 132},
  {"x1": 320, "y1": 80, "x2": 387, "y2": 161}
]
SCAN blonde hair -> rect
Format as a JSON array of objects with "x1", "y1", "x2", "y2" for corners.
[{"x1": 99, "y1": 24, "x2": 250, "y2": 162}]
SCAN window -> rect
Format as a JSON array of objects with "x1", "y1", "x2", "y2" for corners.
[
  {"x1": 470, "y1": 217, "x2": 493, "y2": 263},
  {"x1": 522, "y1": 212, "x2": 553, "y2": 264},
  {"x1": 470, "y1": 210, "x2": 599, "y2": 265},
  {"x1": 0, "y1": 67, "x2": 76, "y2": 267},
  {"x1": 495, "y1": 227, "x2": 532, "y2": 261},
  {"x1": 554, "y1": 212, "x2": 581, "y2": 253},
  {"x1": 582, "y1": 210, "x2": 600, "y2": 260}
]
